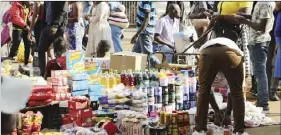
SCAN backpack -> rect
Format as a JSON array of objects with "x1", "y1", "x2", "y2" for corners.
[{"x1": 2, "y1": 9, "x2": 11, "y2": 24}]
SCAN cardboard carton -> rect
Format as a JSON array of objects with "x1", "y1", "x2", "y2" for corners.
[{"x1": 110, "y1": 51, "x2": 147, "y2": 71}]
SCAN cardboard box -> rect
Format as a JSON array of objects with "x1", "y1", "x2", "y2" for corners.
[
  {"x1": 85, "y1": 57, "x2": 110, "y2": 69},
  {"x1": 69, "y1": 73, "x2": 89, "y2": 81},
  {"x1": 110, "y1": 51, "x2": 147, "y2": 71},
  {"x1": 71, "y1": 90, "x2": 88, "y2": 96},
  {"x1": 69, "y1": 108, "x2": 93, "y2": 118},
  {"x1": 71, "y1": 80, "x2": 89, "y2": 91},
  {"x1": 61, "y1": 114, "x2": 72, "y2": 125},
  {"x1": 51, "y1": 70, "x2": 68, "y2": 78},
  {"x1": 68, "y1": 100, "x2": 88, "y2": 110},
  {"x1": 53, "y1": 86, "x2": 69, "y2": 93}
]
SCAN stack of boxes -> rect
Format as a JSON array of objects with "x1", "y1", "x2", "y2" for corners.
[
  {"x1": 62, "y1": 96, "x2": 93, "y2": 127},
  {"x1": 48, "y1": 70, "x2": 71, "y2": 101},
  {"x1": 88, "y1": 83, "x2": 104, "y2": 110},
  {"x1": 69, "y1": 73, "x2": 89, "y2": 96}
]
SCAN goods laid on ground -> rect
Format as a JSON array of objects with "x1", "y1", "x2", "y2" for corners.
[{"x1": 1, "y1": 50, "x2": 279, "y2": 135}]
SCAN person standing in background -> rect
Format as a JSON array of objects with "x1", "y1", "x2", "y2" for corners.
[
  {"x1": 8, "y1": 2, "x2": 32, "y2": 68},
  {"x1": 269, "y1": 2, "x2": 281, "y2": 101},
  {"x1": 238, "y1": 2, "x2": 276, "y2": 112},
  {"x1": 66, "y1": 2, "x2": 84, "y2": 50},
  {"x1": 82, "y1": 1, "x2": 93, "y2": 49},
  {"x1": 109, "y1": 2, "x2": 125, "y2": 52},
  {"x1": 38, "y1": 1, "x2": 68, "y2": 76},
  {"x1": 131, "y1": 1, "x2": 161, "y2": 67},
  {"x1": 86, "y1": 2, "x2": 113, "y2": 57}
]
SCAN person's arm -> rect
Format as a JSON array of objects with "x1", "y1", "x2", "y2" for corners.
[
  {"x1": 241, "y1": 4, "x2": 272, "y2": 32},
  {"x1": 154, "y1": 20, "x2": 174, "y2": 48},
  {"x1": 131, "y1": 2, "x2": 151, "y2": 44},
  {"x1": 68, "y1": 3, "x2": 81, "y2": 23}
]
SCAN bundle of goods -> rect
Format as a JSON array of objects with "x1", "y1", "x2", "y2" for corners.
[
  {"x1": 47, "y1": 70, "x2": 71, "y2": 101},
  {"x1": 88, "y1": 83, "x2": 104, "y2": 102},
  {"x1": 61, "y1": 123, "x2": 108, "y2": 135},
  {"x1": 84, "y1": 57, "x2": 110, "y2": 74},
  {"x1": 93, "y1": 110, "x2": 117, "y2": 124},
  {"x1": 68, "y1": 73, "x2": 89, "y2": 96},
  {"x1": 98, "y1": 85, "x2": 131, "y2": 110},
  {"x1": 66, "y1": 50, "x2": 85, "y2": 74},
  {"x1": 28, "y1": 85, "x2": 53, "y2": 107},
  {"x1": 159, "y1": 111, "x2": 190, "y2": 135},
  {"x1": 100, "y1": 70, "x2": 121, "y2": 89},
  {"x1": 130, "y1": 90, "x2": 148, "y2": 114},
  {"x1": 16, "y1": 111, "x2": 43, "y2": 134},
  {"x1": 119, "y1": 112, "x2": 149, "y2": 135},
  {"x1": 181, "y1": 70, "x2": 197, "y2": 110},
  {"x1": 63, "y1": 96, "x2": 93, "y2": 127}
]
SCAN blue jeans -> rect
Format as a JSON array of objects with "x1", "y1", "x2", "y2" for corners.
[
  {"x1": 274, "y1": 37, "x2": 281, "y2": 78},
  {"x1": 132, "y1": 32, "x2": 160, "y2": 67},
  {"x1": 248, "y1": 42, "x2": 270, "y2": 107},
  {"x1": 153, "y1": 43, "x2": 174, "y2": 63},
  {"x1": 110, "y1": 24, "x2": 123, "y2": 52}
]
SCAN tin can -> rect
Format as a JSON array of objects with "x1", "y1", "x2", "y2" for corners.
[
  {"x1": 183, "y1": 101, "x2": 190, "y2": 110},
  {"x1": 163, "y1": 94, "x2": 169, "y2": 105},
  {"x1": 165, "y1": 113, "x2": 171, "y2": 125},
  {"x1": 142, "y1": 87, "x2": 148, "y2": 94},
  {"x1": 155, "y1": 103, "x2": 163, "y2": 112},
  {"x1": 160, "y1": 111, "x2": 165, "y2": 124},
  {"x1": 176, "y1": 102, "x2": 183, "y2": 111},
  {"x1": 171, "y1": 113, "x2": 178, "y2": 124},
  {"x1": 168, "y1": 125, "x2": 173, "y2": 135},
  {"x1": 183, "y1": 93, "x2": 189, "y2": 101},
  {"x1": 177, "y1": 112, "x2": 183, "y2": 123},
  {"x1": 148, "y1": 96, "x2": 155, "y2": 103},
  {"x1": 182, "y1": 112, "x2": 189, "y2": 124},
  {"x1": 168, "y1": 84, "x2": 175, "y2": 92},
  {"x1": 154, "y1": 87, "x2": 162, "y2": 96},
  {"x1": 183, "y1": 85, "x2": 189, "y2": 94},
  {"x1": 155, "y1": 95, "x2": 162, "y2": 103},
  {"x1": 190, "y1": 101, "x2": 196, "y2": 108},
  {"x1": 147, "y1": 87, "x2": 154, "y2": 97},
  {"x1": 172, "y1": 125, "x2": 178, "y2": 135},
  {"x1": 189, "y1": 92, "x2": 196, "y2": 101},
  {"x1": 162, "y1": 86, "x2": 168, "y2": 94},
  {"x1": 148, "y1": 103, "x2": 155, "y2": 112},
  {"x1": 168, "y1": 92, "x2": 176, "y2": 103}
]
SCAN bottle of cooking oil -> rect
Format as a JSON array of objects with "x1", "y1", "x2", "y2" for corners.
[{"x1": 114, "y1": 70, "x2": 121, "y2": 85}]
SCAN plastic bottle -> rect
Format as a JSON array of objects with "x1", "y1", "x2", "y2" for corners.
[
  {"x1": 128, "y1": 69, "x2": 135, "y2": 89},
  {"x1": 109, "y1": 72, "x2": 115, "y2": 89},
  {"x1": 121, "y1": 70, "x2": 126, "y2": 86},
  {"x1": 143, "y1": 70, "x2": 150, "y2": 88},
  {"x1": 159, "y1": 71, "x2": 168, "y2": 87},
  {"x1": 114, "y1": 70, "x2": 121, "y2": 84},
  {"x1": 138, "y1": 71, "x2": 143, "y2": 88}
]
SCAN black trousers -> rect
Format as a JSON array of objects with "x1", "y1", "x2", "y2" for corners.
[{"x1": 9, "y1": 29, "x2": 31, "y2": 65}]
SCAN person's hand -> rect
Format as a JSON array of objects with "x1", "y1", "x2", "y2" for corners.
[{"x1": 131, "y1": 34, "x2": 138, "y2": 44}]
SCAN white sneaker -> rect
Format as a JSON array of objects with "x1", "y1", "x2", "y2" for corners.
[{"x1": 192, "y1": 131, "x2": 207, "y2": 135}]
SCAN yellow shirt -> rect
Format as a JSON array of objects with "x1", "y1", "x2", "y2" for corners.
[{"x1": 217, "y1": 2, "x2": 253, "y2": 15}]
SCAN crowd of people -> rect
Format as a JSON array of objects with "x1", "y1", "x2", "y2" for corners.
[{"x1": 1, "y1": 1, "x2": 281, "y2": 135}]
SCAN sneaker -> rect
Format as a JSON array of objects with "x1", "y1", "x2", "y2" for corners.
[
  {"x1": 192, "y1": 131, "x2": 207, "y2": 135},
  {"x1": 269, "y1": 93, "x2": 280, "y2": 101}
]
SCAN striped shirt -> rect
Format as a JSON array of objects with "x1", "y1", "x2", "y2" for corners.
[{"x1": 136, "y1": 1, "x2": 157, "y2": 34}]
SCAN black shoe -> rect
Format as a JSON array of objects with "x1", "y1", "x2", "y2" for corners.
[
  {"x1": 269, "y1": 94, "x2": 280, "y2": 101},
  {"x1": 256, "y1": 104, "x2": 270, "y2": 112}
]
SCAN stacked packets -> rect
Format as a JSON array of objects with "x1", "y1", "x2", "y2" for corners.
[{"x1": 69, "y1": 73, "x2": 89, "y2": 96}]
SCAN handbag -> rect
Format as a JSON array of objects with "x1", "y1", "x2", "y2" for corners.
[{"x1": 1, "y1": 24, "x2": 11, "y2": 46}]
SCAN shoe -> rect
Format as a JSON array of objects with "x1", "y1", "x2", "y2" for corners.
[
  {"x1": 22, "y1": 64, "x2": 30, "y2": 70},
  {"x1": 192, "y1": 131, "x2": 207, "y2": 135},
  {"x1": 223, "y1": 115, "x2": 232, "y2": 127},
  {"x1": 256, "y1": 104, "x2": 270, "y2": 113},
  {"x1": 233, "y1": 132, "x2": 249, "y2": 135},
  {"x1": 269, "y1": 93, "x2": 280, "y2": 101},
  {"x1": 214, "y1": 112, "x2": 223, "y2": 126}
]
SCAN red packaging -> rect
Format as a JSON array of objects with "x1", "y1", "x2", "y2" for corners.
[
  {"x1": 29, "y1": 92, "x2": 52, "y2": 101},
  {"x1": 52, "y1": 93, "x2": 71, "y2": 101},
  {"x1": 69, "y1": 108, "x2": 93, "y2": 118},
  {"x1": 51, "y1": 77, "x2": 67, "y2": 86},
  {"x1": 28, "y1": 99, "x2": 53, "y2": 107},
  {"x1": 71, "y1": 96, "x2": 89, "y2": 102},
  {"x1": 61, "y1": 114, "x2": 73, "y2": 125},
  {"x1": 51, "y1": 70, "x2": 68, "y2": 78},
  {"x1": 53, "y1": 86, "x2": 69, "y2": 93},
  {"x1": 68, "y1": 100, "x2": 88, "y2": 110},
  {"x1": 32, "y1": 85, "x2": 52, "y2": 93}
]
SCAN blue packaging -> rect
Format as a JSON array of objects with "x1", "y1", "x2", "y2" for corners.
[
  {"x1": 183, "y1": 85, "x2": 189, "y2": 94},
  {"x1": 71, "y1": 73, "x2": 89, "y2": 81},
  {"x1": 72, "y1": 89, "x2": 88, "y2": 96},
  {"x1": 154, "y1": 87, "x2": 162, "y2": 96},
  {"x1": 183, "y1": 101, "x2": 190, "y2": 110},
  {"x1": 190, "y1": 101, "x2": 196, "y2": 108},
  {"x1": 188, "y1": 70, "x2": 197, "y2": 93},
  {"x1": 88, "y1": 84, "x2": 103, "y2": 96},
  {"x1": 183, "y1": 93, "x2": 189, "y2": 101},
  {"x1": 66, "y1": 50, "x2": 85, "y2": 74},
  {"x1": 71, "y1": 80, "x2": 89, "y2": 91}
]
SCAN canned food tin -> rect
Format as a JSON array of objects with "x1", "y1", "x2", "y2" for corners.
[
  {"x1": 168, "y1": 92, "x2": 176, "y2": 103},
  {"x1": 189, "y1": 92, "x2": 196, "y2": 101},
  {"x1": 155, "y1": 103, "x2": 163, "y2": 112},
  {"x1": 162, "y1": 86, "x2": 168, "y2": 94},
  {"x1": 155, "y1": 95, "x2": 162, "y2": 103},
  {"x1": 165, "y1": 113, "x2": 171, "y2": 125},
  {"x1": 160, "y1": 111, "x2": 165, "y2": 124},
  {"x1": 190, "y1": 101, "x2": 196, "y2": 108},
  {"x1": 147, "y1": 87, "x2": 154, "y2": 97},
  {"x1": 163, "y1": 94, "x2": 169, "y2": 105},
  {"x1": 171, "y1": 113, "x2": 178, "y2": 124},
  {"x1": 148, "y1": 104, "x2": 155, "y2": 112},
  {"x1": 183, "y1": 101, "x2": 190, "y2": 110},
  {"x1": 168, "y1": 84, "x2": 175, "y2": 92},
  {"x1": 154, "y1": 87, "x2": 162, "y2": 96},
  {"x1": 148, "y1": 96, "x2": 155, "y2": 103}
]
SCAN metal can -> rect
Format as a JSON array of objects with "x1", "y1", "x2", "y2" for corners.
[
  {"x1": 148, "y1": 103, "x2": 155, "y2": 112},
  {"x1": 155, "y1": 95, "x2": 162, "y2": 104},
  {"x1": 147, "y1": 87, "x2": 154, "y2": 97},
  {"x1": 168, "y1": 84, "x2": 175, "y2": 92},
  {"x1": 190, "y1": 101, "x2": 196, "y2": 108},
  {"x1": 171, "y1": 113, "x2": 178, "y2": 124},
  {"x1": 177, "y1": 112, "x2": 183, "y2": 123},
  {"x1": 165, "y1": 113, "x2": 171, "y2": 125},
  {"x1": 155, "y1": 103, "x2": 163, "y2": 112},
  {"x1": 160, "y1": 111, "x2": 165, "y2": 124},
  {"x1": 168, "y1": 125, "x2": 173, "y2": 135},
  {"x1": 189, "y1": 92, "x2": 196, "y2": 101},
  {"x1": 154, "y1": 87, "x2": 162, "y2": 96},
  {"x1": 163, "y1": 94, "x2": 169, "y2": 106},
  {"x1": 162, "y1": 86, "x2": 168, "y2": 94},
  {"x1": 182, "y1": 112, "x2": 189, "y2": 124},
  {"x1": 172, "y1": 125, "x2": 178, "y2": 135},
  {"x1": 176, "y1": 102, "x2": 183, "y2": 111},
  {"x1": 168, "y1": 92, "x2": 176, "y2": 103},
  {"x1": 183, "y1": 101, "x2": 190, "y2": 110},
  {"x1": 183, "y1": 85, "x2": 189, "y2": 94},
  {"x1": 183, "y1": 93, "x2": 189, "y2": 101}
]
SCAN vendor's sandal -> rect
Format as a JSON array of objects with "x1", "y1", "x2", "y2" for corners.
[{"x1": 222, "y1": 116, "x2": 232, "y2": 127}]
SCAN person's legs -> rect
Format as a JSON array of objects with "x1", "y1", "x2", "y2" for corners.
[
  {"x1": 157, "y1": 44, "x2": 174, "y2": 63},
  {"x1": 22, "y1": 30, "x2": 31, "y2": 65},
  {"x1": 274, "y1": 37, "x2": 281, "y2": 78},
  {"x1": 139, "y1": 33, "x2": 161, "y2": 67},
  {"x1": 132, "y1": 36, "x2": 142, "y2": 53},
  {"x1": 110, "y1": 24, "x2": 123, "y2": 52},
  {"x1": 223, "y1": 92, "x2": 232, "y2": 126},
  {"x1": 251, "y1": 42, "x2": 270, "y2": 109},
  {"x1": 196, "y1": 48, "x2": 219, "y2": 132},
  {"x1": 221, "y1": 50, "x2": 244, "y2": 133},
  {"x1": 209, "y1": 91, "x2": 223, "y2": 126},
  {"x1": 8, "y1": 30, "x2": 22, "y2": 58}
]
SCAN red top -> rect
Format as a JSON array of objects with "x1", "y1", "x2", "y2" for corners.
[
  {"x1": 10, "y1": 2, "x2": 30, "y2": 28},
  {"x1": 45, "y1": 56, "x2": 66, "y2": 78}
]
